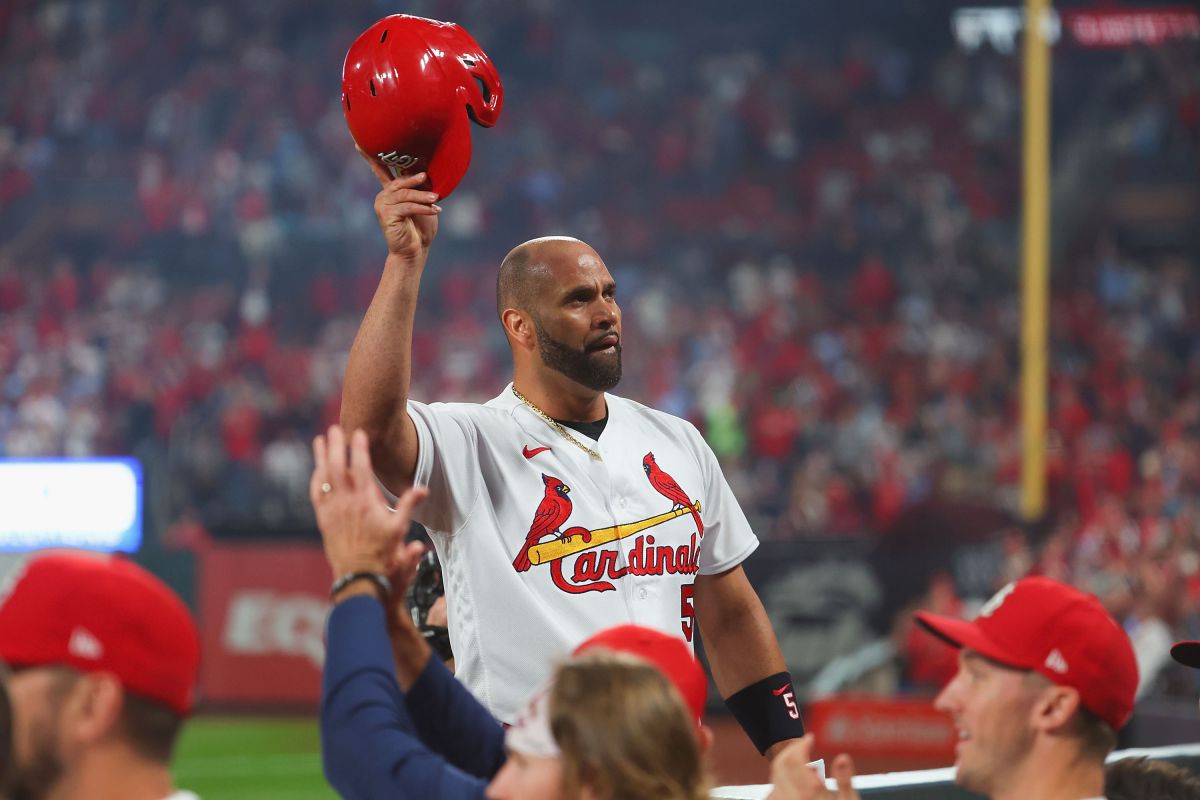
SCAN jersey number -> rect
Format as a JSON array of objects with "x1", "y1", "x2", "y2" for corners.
[
  {"x1": 680, "y1": 584, "x2": 695, "y2": 642},
  {"x1": 781, "y1": 690, "x2": 799, "y2": 720}
]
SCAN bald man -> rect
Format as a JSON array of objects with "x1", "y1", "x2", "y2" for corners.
[{"x1": 338, "y1": 158, "x2": 803, "y2": 758}]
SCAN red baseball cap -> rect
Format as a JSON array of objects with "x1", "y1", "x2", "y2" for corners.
[
  {"x1": 915, "y1": 576, "x2": 1138, "y2": 731},
  {"x1": 574, "y1": 624, "x2": 707, "y2": 725},
  {"x1": 1171, "y1": 641, "x2": 1200, "y2": 668},
  {"x1": 0, "y1": 552, "x2": 200, "y2": 715}
]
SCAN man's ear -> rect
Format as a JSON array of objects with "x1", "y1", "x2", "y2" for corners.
[
  {"x1": 1030, "y1": 683, "x2": 1082, "y2": 734},
  {"x1": 64, "y1": 673, "x2": 125, "y2": 746},
  {"x1": 502, "y1": 308, "x2": 536, "y2": 351}
]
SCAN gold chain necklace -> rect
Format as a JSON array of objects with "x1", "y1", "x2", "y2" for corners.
[{"x1": 512, "y1": 387, "x2": 603, "y2": 461}]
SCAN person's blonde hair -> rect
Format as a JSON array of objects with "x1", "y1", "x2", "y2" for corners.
[{"x1": 549, "y1": 651, "x2": 710, "y2": 800}]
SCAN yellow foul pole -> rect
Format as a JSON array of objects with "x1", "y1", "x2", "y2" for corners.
[{"x1": 1020, "y1": 0, "x2": 1051, "y2": 520}]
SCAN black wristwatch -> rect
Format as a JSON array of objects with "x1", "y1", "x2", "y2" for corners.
[{"x1": 329, "y1": 571, "x2": 392, "y2": 600}]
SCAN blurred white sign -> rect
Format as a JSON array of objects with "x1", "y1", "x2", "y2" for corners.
[
  {"x1": 953, "y1": 7, "x2": 1061, "y2": 53},
  {"x1": 0, "y1": 459, "x2": 142, "y2": 551}
]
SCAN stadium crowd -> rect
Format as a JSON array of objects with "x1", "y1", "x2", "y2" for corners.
[{"x1": 1, "y1": 0, "x2": 1198, "y2": 701}]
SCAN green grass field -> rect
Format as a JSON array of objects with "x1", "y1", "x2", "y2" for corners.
[{"x1": 173, "y1": 717, "x2": 337, "y2": 799}]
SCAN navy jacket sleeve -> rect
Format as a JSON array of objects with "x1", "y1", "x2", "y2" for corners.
[
  {"x1": 320, "y1": 596, "x2": 489, "y2": 800},
  {"x1": 405, "y1": 655, "x2": 507, "y2": 778}
]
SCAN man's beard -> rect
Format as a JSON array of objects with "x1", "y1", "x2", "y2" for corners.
[
  {"x1": 6, "y1": 713, "x2": 65, "y2": 800},
  {"x1": 533, "y1": 318, "x2": 622, "y2": 392},
  {"x1": 3, "y1": 673, "x2": 68, "y2": 800}
]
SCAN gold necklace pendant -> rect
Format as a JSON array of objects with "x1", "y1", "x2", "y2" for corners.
[{"x1": 512, "y1": 387, "x2": 603, "y2": 461}]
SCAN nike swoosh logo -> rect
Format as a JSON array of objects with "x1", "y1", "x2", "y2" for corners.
[
  {"x1": 772, "y1": 683, "x2": 792, "y2": 696},
  {"x1": 523, "y1": 446, "x2": 551, "y2": 459}
]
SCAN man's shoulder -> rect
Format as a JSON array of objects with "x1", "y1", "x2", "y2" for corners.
[
  {"x1": 609, "y1": 393, "x2": 700, "y2": 435},
  {"x1": 410, "y1": 389, "x2": 521, "y2": 422}
]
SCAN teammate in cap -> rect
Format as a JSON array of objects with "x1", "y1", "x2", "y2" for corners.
[
  {"x1": 0, "y1": 551, "x2": 201, "y2": 800},
  {"x1": 338, "y1": 121, "x2": 802, "y2": 754},
  {"x1": 767, "y1": 576, "x2": 1138, "y2": 800},
  {"x1": 314, "y1": 424, "x2": 711, "y2": 799}
]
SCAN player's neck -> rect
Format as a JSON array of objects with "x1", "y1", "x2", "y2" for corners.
[{"x1": 512, "y1": 368, "x2": 607, "y2": 422}]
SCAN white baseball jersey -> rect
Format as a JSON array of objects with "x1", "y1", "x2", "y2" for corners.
[{"x1": 408, "y1": 383, "x2": 759, "y2": 722}]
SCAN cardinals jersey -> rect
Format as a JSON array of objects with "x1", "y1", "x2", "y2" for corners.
[{"x1": 407, "y1": 384, "x2": 759, "y2": 722}]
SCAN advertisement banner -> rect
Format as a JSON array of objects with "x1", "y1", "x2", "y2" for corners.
[
  {"x1": 951, "y1": 6, "x2": 1199, "y2": 53},
  {"x1": 1063, "y1": 8, "x2": 1200, "y2": 48},
  {"x1": 199, "y1": 543, "x2": 330, "y2": 705},
  {"x1": 806, "y1": 696, "x2": 957, "y2": 772}
]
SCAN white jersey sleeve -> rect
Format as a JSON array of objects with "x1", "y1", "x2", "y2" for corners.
[{"x1": 406, "y1": 399, "x2": 486, "y2": 535}]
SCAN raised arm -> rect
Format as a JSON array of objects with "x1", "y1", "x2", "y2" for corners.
[
  {"x1": 312, "y1": 426, "x2": 488, "y2": 800},
  {"x1": 340, "y1": 152, "x2": 442, "y2": 493}
]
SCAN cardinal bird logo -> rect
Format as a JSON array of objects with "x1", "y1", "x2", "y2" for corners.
[
  {"x1": 642, "y1": 452, "x2": 704, "y2": 538},
  {"x1": 511, "y1": 465, "x2": 704, "y2": 597},
  {"x1": 513, "y1": 474, "x2": 575, "y2": 572}
]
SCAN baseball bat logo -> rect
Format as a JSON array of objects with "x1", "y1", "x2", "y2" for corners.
[{"x1": 512, "y1": 453, "x2": 704, "y2": 595}]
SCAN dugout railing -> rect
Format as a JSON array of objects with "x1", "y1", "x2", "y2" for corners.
[{"x1": 712, "y1": 742, "x2": 1200, "y2": 799}]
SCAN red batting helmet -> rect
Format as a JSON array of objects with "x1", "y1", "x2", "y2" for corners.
[{"x1": 342, "y1": 15, "x2": 503, "y2": 197}]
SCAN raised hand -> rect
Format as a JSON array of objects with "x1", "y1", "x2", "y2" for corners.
[
  {"x1": 360, "y1": 148, "x2": 441, "y2": 263},
  {"x1": 310, "y1": 424, "x2": 429, "y2": 580}
]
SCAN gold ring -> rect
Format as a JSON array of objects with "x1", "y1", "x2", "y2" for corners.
[{"x1": 320, "y1": 482, "x2": 333, "y2": 494}]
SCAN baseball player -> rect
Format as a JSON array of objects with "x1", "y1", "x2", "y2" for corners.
[
  {"x1": 0, "y1": 552, "x2": 201, "y2": 800},
  {"x1": 337, "y1": 156, "x2": 804, "y2": 756},
  {"x1": 767, "y1": 577, "x2": 1138, "y2": 800}
]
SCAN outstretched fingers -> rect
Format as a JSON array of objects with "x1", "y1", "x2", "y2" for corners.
[
  {"x1": 309, "y1": 433, "x2": 328, "y2": 507},
  {"x1": 327, "y1": 424, "x2": 349, "y2": 492},
  {"x1": 389, "y1": 538, "x2": 428, "y2": 597},
  {"x1": 349, "y1": 428, "x2": 379, "y2": 498},
  {"x1": 392, "y1": 485, "x2": 430, "y2": 531}
]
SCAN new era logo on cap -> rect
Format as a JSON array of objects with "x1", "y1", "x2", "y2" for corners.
[
  {"x1": 1044, "y1": 648, "x2": 1069, "y2": 675},
  {"x1": 68, "y1": 626, "x2": 103, "y2": 660}
]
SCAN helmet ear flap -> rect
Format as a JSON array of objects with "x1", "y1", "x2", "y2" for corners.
[
  {"x1": 431, "y1": 23, "x2": 504, "y2": 128},
  {"x1": 458, "y1": 56, "x2": 503, "y2": 127}
]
